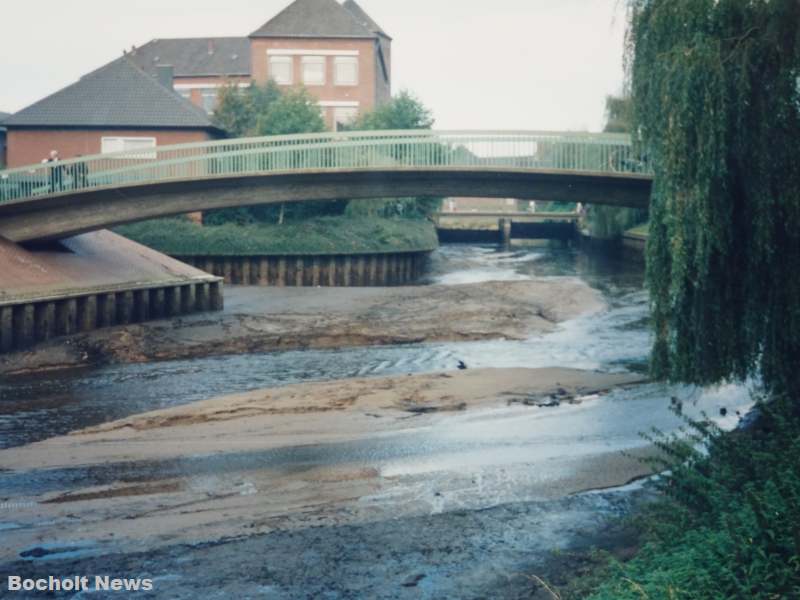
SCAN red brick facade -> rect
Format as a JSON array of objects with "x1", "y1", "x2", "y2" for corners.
[
  {"x1": 250, "y1": 37, "x2": 384, "y2": 129},
  {"x1": 4, "y1": 1, "x2": 392, "y2": 168},
  {"x1": 6, "y1": 129, "x2": 212, "y2": 169}
]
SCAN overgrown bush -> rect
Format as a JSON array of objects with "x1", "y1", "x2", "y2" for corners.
[
  {"x1": 116, "y1": 215, "x2": 438, "y2": 256},
  {"x1": 587, "y1": 397, "x2": 800, "y2": 599}
]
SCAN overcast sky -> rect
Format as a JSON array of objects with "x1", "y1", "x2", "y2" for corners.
[{"x1": 0, "y1": 0, "x2": 627, "y2": 131}]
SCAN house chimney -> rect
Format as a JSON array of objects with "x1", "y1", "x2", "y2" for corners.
[
  {"x1": 156, "y1": 64, "x2": 174, "y2": 90},
  {"x1": 208, "y1": 39, "x2": 215, "y2": 55}
]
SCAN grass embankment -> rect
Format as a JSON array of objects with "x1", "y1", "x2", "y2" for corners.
[
  {"x1": 116, "y1": 216, "x2": 439, "y2": 256},
  {"x1": 550, "y1": 399, "x2": 800, "y2": 599}
]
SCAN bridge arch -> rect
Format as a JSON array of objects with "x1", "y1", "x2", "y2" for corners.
[{"x1": 0, "y1": 130, "x2": 652, "y2": 243}]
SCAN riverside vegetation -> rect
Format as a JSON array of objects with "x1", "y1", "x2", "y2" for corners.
[
  {"x1": 119, "y1": 85, "x2": 442, "y2": 257},
  {"x1": 115, "y1": 215, "x2": 438, "y2": 256},
  {"x1": 540, "y1": 1, "x2": 800, "y2": 598}
]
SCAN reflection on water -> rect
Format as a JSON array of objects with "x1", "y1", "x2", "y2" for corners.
[{"x1": 3, "y1": 245, "x2": 649, "y2": 449}]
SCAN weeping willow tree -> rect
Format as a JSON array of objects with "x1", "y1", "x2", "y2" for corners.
[
  {"x1": 587, "y1": 94, "x2": 648, "y2": 238},
  {"x1": 627, "y1": 0, "x2": 800, "y2": 398}
]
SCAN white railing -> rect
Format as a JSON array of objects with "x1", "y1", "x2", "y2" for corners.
[{"x1": 0, "y1": 130, "x2": 650, "y2": 204}]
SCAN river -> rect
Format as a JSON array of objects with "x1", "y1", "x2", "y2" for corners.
[
  {"x1": 0, "y1": 245, "x2": 651, "y2": 449},
  {"x1": 0, "y1": 244, "x2": 753, "y2": 599}
]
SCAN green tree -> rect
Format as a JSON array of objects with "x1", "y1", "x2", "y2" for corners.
[
  {"x1": 348, "y1": 90, "x2": 440, "y2": 217},
  {"x1": 627, "y1": 0, "x2": 800, "y2": 397},
  {"x1": 256, "y1": 87, "x2": 325, "y2": 136},
  {"x1": 585, "y1": 95, "x2": 648, "y2": 239},
  {"x1": 353, "y1": 90, "x2": 434, "y2": 130},
  {"x1": 602, "y1": 94, "x2": 633, "y2": 134},
  {"x1": 212, "y1": 81, "x2": 282, "y2": 138},
  {"x1": 208, "y1": 84, "x2": 333, "y2": 224}
]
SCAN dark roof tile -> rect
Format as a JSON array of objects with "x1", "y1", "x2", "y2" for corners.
[
  {"x1": 342, "y1": 0, "x2": 390, "y2": 39},
  {"x1": 129, "y1": 37, "x2": 251, "y2": 77},
  {"x1": 250, "y1": 0, "x2": 376, "y2": 39},
  {"x1": 3, "y1": 59, "x2": 217, "y2": 130}
]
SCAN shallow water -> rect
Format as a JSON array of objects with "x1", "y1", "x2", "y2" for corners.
[
  {"x1": 0, "y1": 244, "x2": 749, "y2": 458},
  {"x1": 0, "y1": 244, "x2": 755, "y2": 598},
  {"x1": 0, "y1": 245, "x2": 656, "y2": 450}
]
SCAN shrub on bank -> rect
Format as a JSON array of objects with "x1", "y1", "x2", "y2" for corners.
[
  {"x1": 115, "y1": 216, "x2": 438, "y2": 256},
  {"x1": 584, "y1": 398, "x2": 800, "y2": 600}
]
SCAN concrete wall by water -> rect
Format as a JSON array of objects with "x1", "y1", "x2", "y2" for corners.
[
  {"x1": 0, "y1": 280, "x2": 223, "y2": 353},
  {"x1": 177, "y1": 251, "x2": 428, "y2": 286}
]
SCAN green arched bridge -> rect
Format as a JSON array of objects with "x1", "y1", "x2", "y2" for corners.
[{"x1": 0, "y1": 130, "x2": 652, "y2": 243}]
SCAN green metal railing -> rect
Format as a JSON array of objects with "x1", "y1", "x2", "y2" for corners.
[{"x1": 0, "y1": 130, "x2": 650, "y2": 204}]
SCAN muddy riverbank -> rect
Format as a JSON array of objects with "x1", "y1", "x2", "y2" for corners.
[
  {"x1": 0, "y1": 244, "x2": 755, "y2": 599},
  {"x1": 0, "y1": 368, "x2": 651, "y2": 566},
  {"x1": 0, "y1": 278, "x2": 602, "y2": 377},
  {"x1": 1, "y1": 486, "x2": 654, "y2": 600}
]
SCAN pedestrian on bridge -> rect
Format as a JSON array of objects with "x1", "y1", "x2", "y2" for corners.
[{"x1": 43, "y1": 150, "x2": 64, "y2": 193}]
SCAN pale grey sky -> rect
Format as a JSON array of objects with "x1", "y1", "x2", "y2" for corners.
[{"x1": 0, "y1": 0, "x2": 627, "y2": 131}]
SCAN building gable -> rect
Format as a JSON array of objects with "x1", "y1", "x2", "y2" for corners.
[{"x1": 250, "y1": 0, "x2": 376, "y2": 39}]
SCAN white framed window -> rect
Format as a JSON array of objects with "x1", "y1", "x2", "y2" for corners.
[
  {"x1": 269, "y1": 55, "x2": 293, "y2": 85},
  {"x1": 302, "y1": 56, "x2": 326, "y2": 86},
  {"x1": 201, "y1": 89, "x2": 217, "y2": 114},
  {"x1": 101, "y1": 137, "x2": 157, "y2": 159},
  {"x1": 334, "y1": 107, "x2": 359, "y2": 130},
  {"x1": 334, "y1": 56, "x2": 359, "y2": 86},
  {"x1": 177, "y1": 89, "x2": 192, "y2": 101}
]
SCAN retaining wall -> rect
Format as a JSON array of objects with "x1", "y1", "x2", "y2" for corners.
[
  {"x1": 177, "y1": 251, "x2": 430, "y2": 286},
  {"x1": 0, "y1": 279, "x2": 223, "y2": 353}
]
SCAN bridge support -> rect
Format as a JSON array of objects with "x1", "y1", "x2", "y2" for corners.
[{"x1": 499, "y1": 218, "x2": 512, "y2": 247}]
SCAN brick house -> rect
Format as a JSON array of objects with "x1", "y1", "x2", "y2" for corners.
[
  {"x1": 126, "y1": 0, "x2": 391, "y2": 129},
  {"x1": 0, "y1": 112, "x2": 9, "y2": 167},
  {"x1": 2, "y1": 0, "x2": 390, "y2": 168},
  {"x1": 249, "y1": 0, "x2": 391, "y2": 129},
  {"x1": 2, "y1": 59, "x2": 222, "y2": 168},
  {"x1": 126, "y1": 38, "x2": 252, "y2": 114}
]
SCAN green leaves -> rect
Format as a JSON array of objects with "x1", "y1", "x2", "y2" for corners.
[
  {"x1": 629, "y1": 0, "x2": 800, "y2": 398},
  {"x1": 212, "y1": 80, "x2": 322, "y2": 138},
  {"x1": 587, "y1": 398, "x2": 800, "y2": 599},
  {"x1": 255, "y1": 87, "x2": 326, "y2": 137},
  {"x1": 115, "y1": 216, "x2": 438, "y2": 256},
  {"x1": 351, "y1": 90, "x2": 434, "y2": 131}
]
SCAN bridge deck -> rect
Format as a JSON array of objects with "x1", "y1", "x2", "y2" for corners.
[{"x1": 0, "y1": 131, "x2": 652, "y2": 242}]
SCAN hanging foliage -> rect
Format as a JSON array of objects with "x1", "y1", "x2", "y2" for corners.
[{"x1": 627, "y1": 0, "x2": 800, "y2": 397}]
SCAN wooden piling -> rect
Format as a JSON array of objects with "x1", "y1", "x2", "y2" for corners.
[
  {"x1": 14, "y1": 305, "x2": 35, "y2": 349},
  {"x1": 78, "y1": 295, "x2": 98, "y2": 332},
  {"x1": 1, "y1": 306, "x2": 14, "y2": 352},
  {"x1": 196, "y1": 282, "x2": 210, "y2": 312},
  {"x1": 35, "y1": 302, "x2": 56, "y2": 342},
  {"x1": 259, "y1": 258, "x2": 269, "y2": 286},
  {"x1": 210, "y1": 281, "x2": 224, "y2": 311},
  {"x1": 133, "y1": 290, "x2": 149, "y2": 322},
  {"x1": 181, "y1": 285, "x2": 196, "y2": 313},
  {"x1": 98, "y1": 293, "x2": 116, "y2": 327},
  {"x1": 117, "y1": 291, "x2": 134, "y2": 325},
  {"x1": 166, "y1": 287, "x2": 181, "y2": 317},
  {"x1": 56, "y1": 298, "x2": 78, "y2": 336}
]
